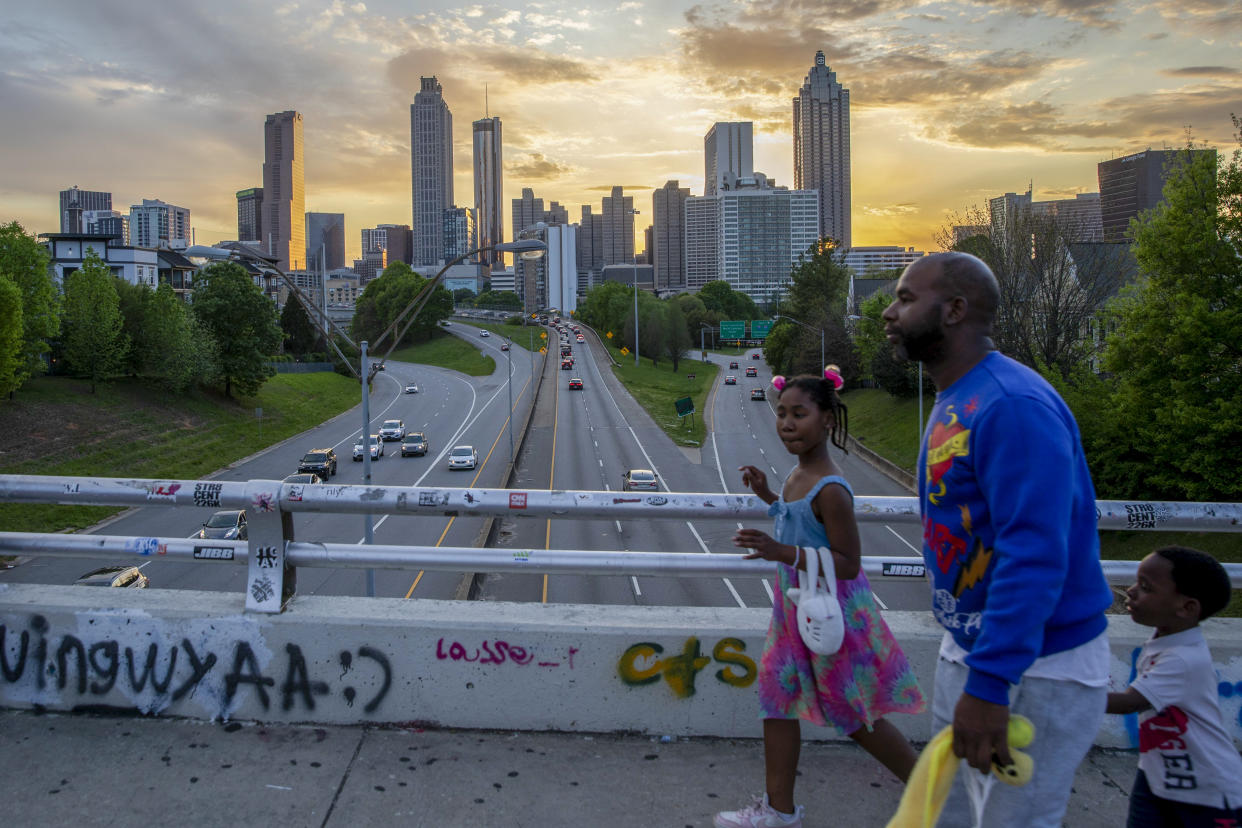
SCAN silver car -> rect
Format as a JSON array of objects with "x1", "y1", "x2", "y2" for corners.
[
  {"x1": 448, "y1": 445, "x2": 478, "y2": 470},
  {"x1": 353, "y1": 434, "x2": 384, "y2": 461}
]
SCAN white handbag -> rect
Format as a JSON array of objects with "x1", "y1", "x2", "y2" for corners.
[{"x1": 785, "y1": 545, "x2": 844, "y2": 655}]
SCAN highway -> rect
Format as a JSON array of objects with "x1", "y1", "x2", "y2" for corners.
[{"x1": 1, "y1": 321, "x2": 933, "y2": 610}]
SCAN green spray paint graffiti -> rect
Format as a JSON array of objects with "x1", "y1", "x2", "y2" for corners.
[{"x1": 617, "y1": 637, "x2": 756, "y2": 699}]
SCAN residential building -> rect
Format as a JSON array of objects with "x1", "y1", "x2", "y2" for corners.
[
  {"x1": 128, "y1": 199, "x2": 190, "y2": 249},
  {"x1": 652, "y1": 180, "x2": 689, "y2": 292},
  {"x1": 326, "y1": 270, "x2": 362, "y2": 306},
  {"x1": 411, "y1": 76, "x2": 454, "y2": 266},
  {"x1": 704, "y1": 123, "x2": 753, "y2": 197},
  {"x1": 601, "y1": 186, "x2": 634, "y2": 265},
  {"x1": 59, "y1": 187, "x2": 111, "y2": 233},
  {"x1": 305, "y1": 212, "x2": 345, "y2": 272},
  {"x1": 840, "y1": 246, "x2": 925, "y2": 276},
  {"x1": 1097, "y1": 149, "x2": 1215, "y2": 241},
  {"x1": 685, "y1": 197, "x2": 722, "y2": 290},
  {"x1": 236, "y1": 187, "x2": 263, "y2": 243},
  {"x1": 39, "y1": 233, "x2": 159, "y2": 288},
  {"x1": 262, "y1": 110, "x2": 306, "y2": 271},
  {"x1": 794, "y1": 50, "x2": 851, "y2": 247},
  {"x1": 82, "y1": 210, "x2": 128, "y2": 245},
  {"x1": 157, "y1": 249, "x2": 196, "y2": 300},
  {"x1": 443, "y1": 207, "x2": 478, "y2": 263},
  {"x1": 472, "y1": 116, "x2": 503, "y2": 267}
]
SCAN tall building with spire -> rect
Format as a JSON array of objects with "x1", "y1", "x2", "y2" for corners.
[
  {"x1": 472, "y1": 116, "x2": 503, "y2": 267},
  {"x1": 411, "y1": 77, "x2": 454, "y2": 266},
  {"x1": 794, "y1": 51, "x2": 851, "y2": 247},
  {"x1": 263, "y1": 110, "x2": 306, "y2": 270}
]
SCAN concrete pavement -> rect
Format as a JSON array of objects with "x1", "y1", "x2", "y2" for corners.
[{"x1": 0, "y1": 709, "x2": 1135, "y2": 827}]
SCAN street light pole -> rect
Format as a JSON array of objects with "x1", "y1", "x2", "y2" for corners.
[
  {"x1": 629, "y1": 207, "x2": 641, "y2": 367},
  {"x1": 360, "y1": 340, "x2": 376, "y2": 597}
]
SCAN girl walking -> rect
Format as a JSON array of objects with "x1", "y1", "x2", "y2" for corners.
[{"x1": 716, "y1": 368, "x2": 926, "y2": 828}]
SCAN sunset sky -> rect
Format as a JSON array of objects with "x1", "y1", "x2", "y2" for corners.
[{"x1": 2, "y1": 0, "x2": 1239, "y2": 264}]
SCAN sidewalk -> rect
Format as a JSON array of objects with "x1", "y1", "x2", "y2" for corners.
[{"x1": 0, "y1": 709, "x2": 1134, "y2": 827}]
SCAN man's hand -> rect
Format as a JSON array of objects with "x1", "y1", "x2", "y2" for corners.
[{"x1": 952, "y1": 693, "x2": 1012, "y2": 773}]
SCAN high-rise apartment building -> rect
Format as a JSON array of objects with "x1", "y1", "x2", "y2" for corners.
[
  {"x1": 472, "y1": 117, "x2": 503, "y2": 266},
  {"x1": 411, "y1": 77, "x2": 454, "y2": 266},
  {"x1": 236, "y1": 187, "x2": 263, "y2": 243},
  {"x1": 794, "y1": 51, "x2": 851, "y2": 247},
  {"x1": 59, "y1": 187, "x2": 111, "y2": 233},
  {"x1": 129, "y1": 199, "x2": 191, "y2": 248},
  {"x1": 82, "y1": 210, "x2": 128, "y2": 244},
  {"x1": 601, "y1": 186, "x2": 634, "y2": 266},
  {"x1": 305, "y1": 212, "x2": 345, "y2": 271},
  {"x1": 361, "y1": 224, "x2": 412, "y2": 268},
  {"x1": 576, "y1": 206, "x2": 604, "y2": 293},
  {"x1": 511, "y1": 188, "x2": 545, "y2": 240},
  {"x1": 684, "y1": 175, "x2": 819, "y2": 302},
  {"x1": 653, "y1": 180, "x2": 690, "y2": 292},
  {"x1": 1097, "y1": 149, "x2": 1215, "y2": 241},
  {"x1": 989, "y1": 188, "x2": 1103, "y2": 242},
  {"x1": 704, "y1": 123, "x2": 753, "y2": 198},
  {"x1": 443, "y1": 207, "x2": 478, "y2": 263},
  {"x1": 262, "y1": 110, "x2": 306, "y2": 270},
  {"x1": 545, "y1": 201, "x2": 569, "y2": 226}
]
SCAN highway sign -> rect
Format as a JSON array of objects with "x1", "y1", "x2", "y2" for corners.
[
  {"x1": 674, "y1": 397, "x2": 695, "y2": 418},
  {"x1": 751, "y1": 320, "x2": 773, "y2": 339},
  {"x1": 606, "y1": 331, "x2": 613, "y2": 339},
  {"x1": 620, "y1": 346, "x2": 629, "y2": 355},
  {"x1": 720, "y1": 320, "x2": 746, "y2": 339}
]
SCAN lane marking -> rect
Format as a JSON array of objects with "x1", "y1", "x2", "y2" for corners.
[{"x1": 885, "y1": 524, "x2": 920, "y2": 553}]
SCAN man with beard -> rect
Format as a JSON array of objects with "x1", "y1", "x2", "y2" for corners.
[{"x1": 882, "y1": 252, "x2": 1113, "y2": 827}]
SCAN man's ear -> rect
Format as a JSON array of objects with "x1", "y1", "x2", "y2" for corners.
[{"x1": 941, "y1": 295, "x2": 968, "y2": 326}]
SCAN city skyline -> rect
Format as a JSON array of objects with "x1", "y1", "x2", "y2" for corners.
[{"x1": 2, "y1": 0, "x2": 1238, "y2": 265}]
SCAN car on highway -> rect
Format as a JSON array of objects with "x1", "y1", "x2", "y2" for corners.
[
  {"x1": 724, "y1": 375, "x2": 737, "y2": 385},
  {"x1": 501, "y1": 343, "x2": 510, "y2": 351},
  {"x1": 568, "y1": 378, "x2": 583, "y2": 390},
  {"x1": 198, "y1": 510, "x2": 247, "y2": 540},
  {"x1": 751, "y1": 352, "x2": 762, "y2": 360},
  {"x1": 297, "y1": 448, "x2": 337, "y2": 478},
  {"x1": 448, "y1": 445, "x2": 478, "y2": 470},
  {"x1": 401, "y1": 432, "x2": 429, "y2": 457},
  {"x1": 750, "y1": 388, "x2": 766, "y2": 401},
  {"x1": 353, "y1": 434, "x2": 384, "y2": 461},
  {"x1": 561, "y1": 359, "x2": 573, "y2": 370},
  {"x1": 576, "y1": 335, "x2": 584, "y2": 343},
  {"x1": 745, "y1": 366, "x2": 758, "y2": 377},
  {"x1": 379, "y1": 419, "x2": 406, "y2": 441},
  {"x1": 74, "y1": 565, "x2": 149, "y2": 589},
  {"x1": 729, "y1": 361, "x2": 739, "y2": 369},
  {"x1": 480, "y1": 330, "x2": 490, "y2": 337},
  {"x1": 621, "y1": 469, "x2": 659, "y2": 492},
  {"x1": 404, "y1": 384, "x2": 419, "y2": 394},
  {"x1": 282, "y1": 473, "x2": 322, "y2": 485}
]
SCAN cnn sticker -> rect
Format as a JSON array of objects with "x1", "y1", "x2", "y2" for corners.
[{"x1": 509, "y1": 492, "x2": 528, "y2": 509}]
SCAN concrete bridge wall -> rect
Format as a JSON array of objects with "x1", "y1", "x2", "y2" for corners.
[{"x1": 1, "y1": 584, "x2": 1240, "y2": 749}]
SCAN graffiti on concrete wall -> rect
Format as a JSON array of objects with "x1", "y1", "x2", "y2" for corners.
[
  {"x1": 617, "y1": 637, "x2": 756, "y2": 699},
  {"x1": 435, "y1": 638, "x2": 579, "y2": 669},
  {"x1": 0, "y1": 614, "x2": 391, "y2": 718}
]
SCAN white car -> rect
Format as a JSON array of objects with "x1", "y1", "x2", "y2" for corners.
[
  {"x1": 404, "y1": 384, "x2": 419, "y2": 394},
  {"x1": 379, "y1": 419, "x2": 406, "y2": 441},
  {"x1": 448, "y1": 445, "x2": 478, "y2": 470},
  {"x1": 480, "y1": 330, "x2": 490, "y2": 337},
  {"x1": 353, "y1": 434, "x2": 384, "y2": 461}
]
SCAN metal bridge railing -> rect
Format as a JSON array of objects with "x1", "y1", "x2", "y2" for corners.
[{"x1": 2, "y1": 474, "x2": 1240, "y2": 613}]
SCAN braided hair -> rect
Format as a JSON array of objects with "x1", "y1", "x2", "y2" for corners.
[{"x1": 770, "y1": 365, "x2": 849, "y2": 452}]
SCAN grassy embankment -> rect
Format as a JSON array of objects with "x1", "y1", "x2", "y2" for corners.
[
  {"x1": 0, "y1": 330, "x2": 495, "y2": 534},
  {"x1": 599, "y1": 342, "x2": 716, "y2": 448}
]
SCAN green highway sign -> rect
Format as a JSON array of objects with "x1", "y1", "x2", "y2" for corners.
[
  {"x1": 720, "y1": 320, "x2": 746, "y2": 339},
  {"x1": 674, "y1": 396, "x2": 695, "y2": 418},
  {"x1": 751, "y1": 320, "x2": 773, "y2": 339}
]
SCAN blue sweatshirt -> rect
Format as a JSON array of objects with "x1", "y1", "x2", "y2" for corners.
[{"x1": 917, "y1": 351, "x2": 1112, "y2": 705}]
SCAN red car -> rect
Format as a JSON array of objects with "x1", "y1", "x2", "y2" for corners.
[
  {"x1": 561, "y1": 360, "x2": 573, "y2": 370},
  {"x1": 568, "y1": 378, "x2": 584, "y2": 390},
  {"x1": 729, "y1": 361, "x2": 739, "y2": 369},
  {"x1": 745, "y1": 366, "x2": 758, "y2": 377}
]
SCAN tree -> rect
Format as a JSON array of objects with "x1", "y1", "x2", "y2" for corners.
[
  {"x1": 453, "y1": 287, "x2": 477, "y2": 306},
  {"x1": 281, "y1": 295, "x2": 320, "y2": 355},
  {"x1": 147, "y1": 283, "x2": 215, "y2": 391},
  {"x1": 767, "y1": 242, "x2": 859, "y2": 381},
  {"x1": 0, "y1": 221, "x2": 60, "y2": 393},
  {"x1": 661, "y1": 299, "x2": 693, "y2": 372},
  {"x1": 1094, "y1": 132, "x2": 1242, "y2": 501},
  {"x1": 192, "y1": 261, "x2": 282, "y2": 398},
  {"x1": 62, "y1": 252, "x2": 127, "y2": 393},
  {"x1": 474, "y1": 290, "x2": 521, "y2": 311},
  {"x1": 577, "y1": 280, "x2": 633, "y2": 338},
  {"x1": 0, "y1": 276, "x2": 23, "y2": 397},
  {"x1": 698, "y1": 280, "x2": 759, "y2": 321},
  {"x1": 352, "y1": 262, "x2": 452, "y2": 348}
]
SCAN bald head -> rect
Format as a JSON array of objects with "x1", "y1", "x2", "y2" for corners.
[{"x1": 913, "y1": 252, "x2": 999, "y2": 329}]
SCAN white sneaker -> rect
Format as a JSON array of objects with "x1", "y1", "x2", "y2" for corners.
[{"x1": 713, "y1": 794, "x2": 803, "y2": 827}]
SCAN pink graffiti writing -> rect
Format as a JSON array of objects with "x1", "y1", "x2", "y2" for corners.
[{"x1": 435, "y1": 638, "x2": 578, "y2": 669}]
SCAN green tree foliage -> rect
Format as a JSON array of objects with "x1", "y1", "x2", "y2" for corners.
[
  {"x1": 192, "y1": 261, "x2": 282, "y2": 398},
  {"x1": 0, "y1": 276, "x2": 23, "y2": 396},
  {"x1": 577, "y1": 280, "x2": 634, "y2": 337},
  {"x1": 661, "y1": 299, "x2": 693, "y2": 372},
  {"x1": 114, "y1": 279, "x2": 212, "y2": 391},
  {"x1": 766, "y1": 242, "x2": 859, "y2": 381},
  {"x1": 698, "y1": 280, "x2": 759, "y2": 321},
  {"x1": 474, "y1": 289, "x2": 522, "y2": 311},
  {"x1": 0, "y1": 221, "x2": 60, "y2": 391},
  {"x1": 453, "y1": 287, "x2": 477, "y2": 306},
  {"x1": 1093, "y1": 136, "x2": 1242, "y2": 501},
  {"x1": 280, "y1": 295, "x2": 321, "y2": 355},
  {"x1": 62, "y1": 252, "x2": 128, "y2": 393},
  {"x1": 352, "y1": 262, "x2": 453, "y2": 347}
]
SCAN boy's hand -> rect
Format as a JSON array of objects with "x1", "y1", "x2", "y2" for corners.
[{"x1": 952, "y1": 693, "x2": 1012, "y2": 773}]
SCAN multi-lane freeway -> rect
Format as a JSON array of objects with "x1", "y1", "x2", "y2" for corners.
[{"x1": 1, "y1": 321, "x2": 931, "y2": 610}]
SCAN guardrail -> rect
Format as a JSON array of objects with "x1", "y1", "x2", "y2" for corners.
[{"x1": 2, "y1": 474, "x2": 1240, "y2": 614}]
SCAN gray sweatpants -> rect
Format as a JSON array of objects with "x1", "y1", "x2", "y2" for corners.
[{"x1": 931, "y1": 656, "x2": 1107, "y2": 828}]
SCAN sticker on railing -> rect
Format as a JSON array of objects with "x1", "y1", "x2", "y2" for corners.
[
  {"x1": 882, "y1": 562, "x2": 926, "y2": 577},
  {"x1": 509, "y1": 493, "x2": 527, "y2": 509},
  {"x1": 193, "y1": 483, "x2": 222, "y2": 508},
  {"x1": 146, "y1": 483, "x2": 181, "y2": 501},
  {"x1": 126, "y1": 537, "x2": 163, "y2": 556},
  {"x1": 194, "y1": 546, "x2": 234, "y2": 561}
]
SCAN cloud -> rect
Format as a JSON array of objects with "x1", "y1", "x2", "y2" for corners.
[
  {"x1": 986, "y1": 0, "x2": 1120, "y2": 29},
  {"x1": 507, "y1": 152, "x2": 575, "y2": 180},
  {"x1": 387, "y1": 45, "x2": 599, "y2": 95},
  {"x1": 862, "y1": 203, "x2": 919, "y2": 216},
  {"x1": 1160, "y1": 65, "x2": 1240, "y2": 77},
  {"x1": 1147, "y1": 0, "x2": 1242, "y2": 33}
]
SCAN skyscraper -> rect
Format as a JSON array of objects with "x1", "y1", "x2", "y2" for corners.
[
  {"x1": 653, "y1": 180, "x2": 689, "y2": 291},
  {"x1": 472, "y1": 116, "x2": 503, "y2": 266},
  {"x1": 443, "y1": 207, "x2": 477, "y2": 263},
  {"x1": 601, "y1": 186, "x2": 634, "y2": 266},
  {"x1": 59, "y1": 187, "x2": 111, "y2": 233},
  {"x1": 511, "y1": 187, "x2": 545, "y2": 241},
  {"x1": 704, "y1": 123, "x2": 753, "y2": 197},
  {"x1": 411, "y1": 77, "x2": 454, "y2": 266},
  {"x1": 794, "y1": 51, "x2": 851, "y2": 247},
  {"x1": 1097, "y1": 149, "x2": 1215, "y2": 242},
  {"x1": 305, "y1": 212, "x2": 345, "y2": 271},
  {"x1": 129, "y1": 199, "x2": 191, "y2": 248},
  {"x1": 262, "y1": 110, "x2": 306, "y2": 271},
  {"x1": 236, "y1": 188, "x2": 263, "y2": 242}
]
